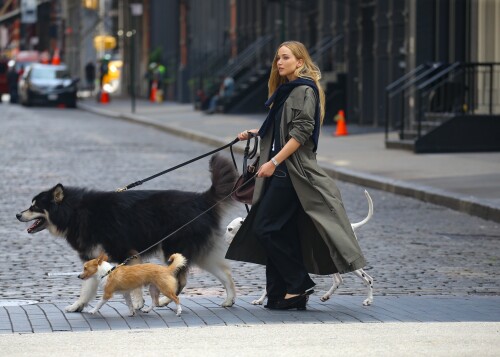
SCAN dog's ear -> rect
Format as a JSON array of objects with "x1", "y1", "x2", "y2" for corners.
[
  {"x1": 53, "y1": 184, "x2": 64, "y2": 204},
  {"x1": 97, "y1": 253, "x2": 108, "y2": 263}
]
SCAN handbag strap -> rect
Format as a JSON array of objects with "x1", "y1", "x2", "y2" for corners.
[
  {"x1": 242, "y1": 132, "x2": 259, "y2": 176},
  {"x1": 241, "y1": 132, "x2": 259, "y2": 214}
]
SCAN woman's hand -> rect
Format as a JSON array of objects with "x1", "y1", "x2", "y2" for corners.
[
  {"x1": 237, "y1": 129, "x2": 259, "y2": 141},
  {"x1": 257, "y1": 161, "x2": 276, "y2": 178}
]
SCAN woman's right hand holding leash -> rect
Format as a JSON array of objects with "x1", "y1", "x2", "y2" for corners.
[{"x1": 238, "y1": 129, "x2": 259, "y2": 141}]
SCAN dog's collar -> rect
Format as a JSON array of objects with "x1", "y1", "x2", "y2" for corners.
[{"x1": 100, "y1": 265, "x2": 117, "y2": 279}]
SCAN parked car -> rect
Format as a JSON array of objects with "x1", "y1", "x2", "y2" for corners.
[
  {"x1": 19, "y1": 63, "x2": 79, "y2": 108},
  {"x1": 14, "y1": 50, "x2": 39, "y2": 69},
  {"x1": 0, "y1": 58, "x2": 8, "y2": 96}
]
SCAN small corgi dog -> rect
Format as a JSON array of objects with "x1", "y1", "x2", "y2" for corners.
[{"x1": 79, "y1": 253, "x2": 187, "y2": 316}]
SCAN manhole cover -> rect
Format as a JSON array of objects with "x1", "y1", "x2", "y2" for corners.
[{"x1": 0, "y1": 300, "x2": 39, "y2": 307}]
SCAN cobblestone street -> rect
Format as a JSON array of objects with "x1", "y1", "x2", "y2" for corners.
[
  {"x1": 1, "y1": 104, "x2": 499, "y2": 308},
  {"x1": 1, "y1": 1, "x2": 499, "y2": 353}
]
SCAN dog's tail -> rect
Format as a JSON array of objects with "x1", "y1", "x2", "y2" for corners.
[
  {"x1": 351, "y1": 190, "x2": 374, "y2": 230},
  {"x1": 166, "y1": 253, "x2": 187, "y2": 274},
  {"x1": 206, "y1": 153, "x2": 238, "y2": 203}
]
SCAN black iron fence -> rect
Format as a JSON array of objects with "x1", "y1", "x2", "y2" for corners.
[
  {"x1": 386, "y1": 62, "x2": 500, "y2": 142},
  {"x1": 385, "y1": 62, "x2": 448, "y2": 140}
]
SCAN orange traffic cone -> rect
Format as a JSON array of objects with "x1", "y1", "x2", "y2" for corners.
[
  {"x1": 51, "y1": 48, "x2": 61, "y2": 65},
  {"x1": 333, "y1": 110, "x2": 348, "y2": 136},
  {"x1": 99, "y1": 90, "x2": 110, "y2": 104},
  {"x1": 150, "y1": 80, "x2": 157, "y2": 102}
]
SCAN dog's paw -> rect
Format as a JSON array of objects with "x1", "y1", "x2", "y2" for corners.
[
  {"x1": 251, "y1": 299, "x2": 264, "y2": 305},
  {"x1": 158, "y1": 296, "x2": 172, "y2": 307},
  {"x1": 176, "y1": 306, "x2": 182, "y2": 316},
  {"x1": 132, "y1": 298, "x2": 144, "y2": 310},
  {"x1": 141, "y1": 306, "x2": 153, "y2": 313},
  {"x1": 88, "y1": 308, "x2": 98, "y2": 315},
  {"x1": 221, "y1": 298, "x2": 235, "y2": 307},
  {"x1": 363, "y1": 298, "x2": 373, "y2": 306},
  {"x1": 320, "y1": 295, "x2": 331, "y2": 302},
  {"x1": 65, "y1": 302, "x2": 85, "y2": 313},
  {"x1": 130, "y1": 289, "x2": 145, "y2": 310}
]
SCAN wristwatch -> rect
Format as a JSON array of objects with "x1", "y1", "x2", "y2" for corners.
[{"x1": 270, "y1": 157, "x2": 279, "y2": 167}]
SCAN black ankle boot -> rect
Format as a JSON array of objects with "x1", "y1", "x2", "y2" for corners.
[{"x1": 264, "y1": 299, "x2": 279, "y2": 309}]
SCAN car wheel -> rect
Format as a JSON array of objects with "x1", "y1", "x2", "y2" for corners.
[
  {"x1": 67, "y1": 94, "x2": 77, "y2": 108},
  {"x1": 22, "y1": 92, "x2": 33, "y2": 107},
  {"x1": 21, "y1": 95, "x2": 28, "y2": 106}
]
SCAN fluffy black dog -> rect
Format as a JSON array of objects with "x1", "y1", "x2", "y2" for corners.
[{"x1": 17, "y1": 154, "x2": 238, "y2": 311}]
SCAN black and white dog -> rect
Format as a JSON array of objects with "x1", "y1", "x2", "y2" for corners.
[
  {"x1": 17, "y1": 154, "x2": 238, "y2": 312},
  {"x1": 225, "y1": 190, "x2": 374, "y2": 306}
]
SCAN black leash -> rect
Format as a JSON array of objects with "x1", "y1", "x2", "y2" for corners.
[
  {"x1": 116, "y1": 137, "x2": 240, "y2": 192},
  {"x1": 101, "y1": 265, "x2": 117, "y2": 279}
]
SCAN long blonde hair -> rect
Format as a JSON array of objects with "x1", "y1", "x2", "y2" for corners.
[{"x1": 268, "y1": 41, "x2": 326, "y2": 124}]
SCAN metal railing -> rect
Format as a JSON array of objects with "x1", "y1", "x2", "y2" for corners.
[
  {"x1": 385, "y1": 62, "x2": 500, "y2": 142},
  {"x1": 385, "y1": 62, "x2": 447, "y2": 140},
  {"x1": 311, "y1": 34, "x2": 343, "y2": 62},
  {"x1": 215, "y1": 34, "x2": 274, "y2": 79},
  {"x1": 415, "y1": 62, "x2": 500, "y2": 136}
]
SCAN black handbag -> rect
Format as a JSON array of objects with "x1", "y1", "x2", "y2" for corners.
[{"x1": 231, "y1": 133, "x2": 259, "y2": 208}]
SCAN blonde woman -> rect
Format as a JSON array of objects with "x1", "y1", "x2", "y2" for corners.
[{"x1": 226, "y1": 41, "x2": 366, "y2": 310}]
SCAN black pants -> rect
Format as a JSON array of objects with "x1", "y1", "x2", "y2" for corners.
[{"x1": 253, "y1": 174, "x2": 315, "y2": 300}]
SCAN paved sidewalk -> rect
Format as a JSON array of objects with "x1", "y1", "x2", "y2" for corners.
[
  {"x1": 2, "y1": 295, "x2": 499, "y2": 334},
  {"x1": 1, "y1": 296, "x2": 499, "y2": 355},
  {"x1": 78, "y1": 98, "x2": 500, "y2": 223}
]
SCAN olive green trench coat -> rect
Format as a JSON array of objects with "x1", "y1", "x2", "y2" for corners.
[{"x1": 226, "y1": 85, "x2": 366, "y2": 275}]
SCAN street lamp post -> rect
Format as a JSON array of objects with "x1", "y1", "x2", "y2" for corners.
[
  {"x1": 280, "y1": 0, "x2": 285, "y2": 42},
  {"x1": 129, "y1": 3, "x2": 143, "y2": 114},
  {"x1": 98, "y1": 0, "x2": 106, "y2": 60},
  {"x1": 126, "y1": 28, "x2": 136, "y2": 113}
]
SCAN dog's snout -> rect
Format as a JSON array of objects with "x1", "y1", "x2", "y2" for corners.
[
  {"x1": 228, "y1": 227, "x2": 233, "y2": 232},
  {"x1": 16, "y1": 213, "x2": 22, "y2": 220}
]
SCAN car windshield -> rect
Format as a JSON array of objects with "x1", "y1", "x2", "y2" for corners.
[{"x1": 31, "y1": 67, "x2": 70, "y2": 80}]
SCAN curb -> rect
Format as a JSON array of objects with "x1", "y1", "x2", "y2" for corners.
[
  {"x1": 320, "y1": 165, "x2": 499, "y2": 223},
  {"x1": 81, "y1": 104, "x2": 246, "y2": 155},
  {"x1": 78, "y1": 103, "x2": 500, "y2": 223}
]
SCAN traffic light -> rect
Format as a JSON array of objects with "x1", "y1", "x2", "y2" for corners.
[
  {"x1": 93, "y1": 35, "x2": 117, "y2": 51},
  {"x1": 82, "y1": 0, "x2": 98, "y2": 10}
]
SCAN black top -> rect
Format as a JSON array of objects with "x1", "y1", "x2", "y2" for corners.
[{"x1": 270, "y1": 104, "x2": 289, "y2": 177}]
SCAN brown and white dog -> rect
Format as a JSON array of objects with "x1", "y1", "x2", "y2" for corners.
[
  {"x1": 79, "y1": 253, "x2": 187, "y2": 316},
  {"x1": 225, "y1": 190, "x2": 374, "y2": 306}
]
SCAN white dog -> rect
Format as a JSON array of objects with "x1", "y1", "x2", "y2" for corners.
[{"x1": 225, "y1": 190, "x2": 374, "y2": 306}]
